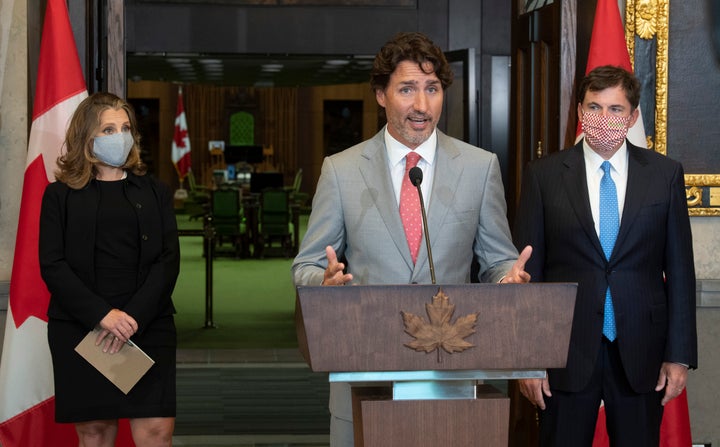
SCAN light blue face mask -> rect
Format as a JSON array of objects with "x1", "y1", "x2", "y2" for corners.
[{"x1": 93, "y1": 132, "x2": 134, "y2": 167}]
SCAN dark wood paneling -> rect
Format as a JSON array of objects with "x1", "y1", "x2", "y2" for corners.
[
  {"x1": 141, "y1": 0, "x2": 415, "y2": 5},
  {"x1": 359, "y1": 394, "x2": 509, "y2": 447},
  {"x1": 107, "y1": 0, "x2": 125, "y2": 97},
  {"x1": 509, "y1": 1, "x2": 577, "y2": 218},
  {"x1": 296, "y1": 283, "x2": 576, "y2": 372}
]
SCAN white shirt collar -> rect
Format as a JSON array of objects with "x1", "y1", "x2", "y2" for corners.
[
  {"x1": 582, "y1": 139, "x2": 628, "y2": 176},
  {"x1": 384, "y1": 126, "x2": 437, "y2": 168}
]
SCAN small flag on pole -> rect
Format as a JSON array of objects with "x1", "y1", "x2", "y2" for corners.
[{"x1": 172, "y1": 87, "x2": 192, "y2": 182}]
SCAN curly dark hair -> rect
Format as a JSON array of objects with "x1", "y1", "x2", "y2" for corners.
[
  {"x1": 370, "y1": 32, "x2": 453, "y2": 93},
  {"x1": 578, "y1": 65, "x2": 641, "y2": 109},
  {"x1": 56, "y1": 92, "x2": 146, "y2": 189}
]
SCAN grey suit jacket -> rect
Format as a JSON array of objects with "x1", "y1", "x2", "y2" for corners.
[
  {"x1": 292, "y1": 129, "x2": 519, "y2": 420},
  {"x1": 292, "y1": 129, "x2": 518, "y2": 287}
]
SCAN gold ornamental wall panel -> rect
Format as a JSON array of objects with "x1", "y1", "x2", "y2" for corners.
[{"x1": 626, "y1": 0, "x2": 720, "y2": 216}]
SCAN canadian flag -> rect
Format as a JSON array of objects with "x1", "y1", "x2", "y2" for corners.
[
  {"x1": 0, "y1": 0, "x2": 133, "y2": 445},
  {"x1": 577, "y1": 0, "x2": 647, "y2": 148},
  {"x1": 172, "y1": 86, "x2": 192, "y2": 182},
  {"x1": 593, "y1": 389, "x2": 693, "y2": 446}
]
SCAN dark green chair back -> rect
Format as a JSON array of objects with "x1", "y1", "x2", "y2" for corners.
[
  {"x1": 259, "y1": 188, "x2": 292, "y2": 257},
  {"x1": 211, "y1": 187, "x2": 245, "y2": 257}
]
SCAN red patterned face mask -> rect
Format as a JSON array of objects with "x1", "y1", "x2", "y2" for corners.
[{"x1": 581, "y1": 112, "x2": 632, "y2": 152}]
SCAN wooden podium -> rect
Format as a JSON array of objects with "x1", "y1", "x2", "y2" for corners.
[{"x1": 295, "y1": 283, "x2": 577, "y2": 447}]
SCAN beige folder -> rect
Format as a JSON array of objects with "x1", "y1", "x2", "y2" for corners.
[{"x1": 75, "y1": 329, "x2": 155, "y2": 394}]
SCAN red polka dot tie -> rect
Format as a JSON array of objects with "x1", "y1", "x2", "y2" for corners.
[{"x1": 400, "y1": 151, "x2": 422, "y2": 264}]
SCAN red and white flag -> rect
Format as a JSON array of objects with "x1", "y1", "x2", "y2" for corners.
[
  {"x1": 0, "y1": 1, "x2": 135, "y2": 445},
  {"x1": 593, "y1": 389, "x2": 693, "y2": 447},
  {"x1": 577, "y1": 0, "x2": 647, "y2": 148},
  {"x1": 172, "y1": 86, "x2": 192, "y2": 182},
  {"x1": 0, "y1": 0, "x2": 86, "y2": 444},
  {"x1": 658, "y1": 388, "x2": 693, "y2": 446}
]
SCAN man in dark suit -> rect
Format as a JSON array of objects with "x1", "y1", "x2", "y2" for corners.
[{"x1": 513, "y1": 65, "x2": 697, "y2": 446}]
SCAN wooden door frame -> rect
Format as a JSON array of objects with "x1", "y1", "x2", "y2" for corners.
[{"x1": 508, "y1": 1, "x2": 577, "y2": 216}]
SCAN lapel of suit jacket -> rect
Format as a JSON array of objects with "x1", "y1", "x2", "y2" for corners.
[
  {"x1": 419, "y1": 131, "x2": 461, "y2": 259},
  {"x1": 358, "y1": 131, "x2": 415, "y2": 269},
  {"x1": 561, "y1": 144, "x2": 605, "y2": 260},
  {"x1": 612, "y1": 143, "x2": 651, "y2": 261}
]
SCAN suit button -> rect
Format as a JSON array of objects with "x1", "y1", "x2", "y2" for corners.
[
  {"x1": 136, "y1": 203, "x2": 142, "y2": 209},
  {"x1": 142, "y1": 234, "x2": 149, "y2": 241}
]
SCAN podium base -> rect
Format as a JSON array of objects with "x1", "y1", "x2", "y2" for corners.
[{"x1": 352, "y1": 384, "x2": 509, "y2": 447}]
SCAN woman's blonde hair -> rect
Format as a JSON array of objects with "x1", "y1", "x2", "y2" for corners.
[{"x1": 56, "y1": 92, "x2": 146, "y2": 189}]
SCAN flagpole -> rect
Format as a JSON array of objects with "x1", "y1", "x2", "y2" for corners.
[{"x1": 172, "y1": 84, "x2": 192, "y2": 187}]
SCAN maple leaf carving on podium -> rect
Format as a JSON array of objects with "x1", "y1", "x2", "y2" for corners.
[{"x1": 401, "y1": 289, "x2": 478, "y2": 363}]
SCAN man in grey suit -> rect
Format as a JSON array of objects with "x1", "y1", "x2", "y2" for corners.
[
  {"x1": 513, "y1": 65, "x2": 697, "y2": 446},
  {"x1": 292, "y1": 32, "x2": 531, "y2": 446}
]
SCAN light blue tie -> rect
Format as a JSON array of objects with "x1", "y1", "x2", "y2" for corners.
[{"x1": 599, "y1": 161, "x2": 618, "y2": 341}]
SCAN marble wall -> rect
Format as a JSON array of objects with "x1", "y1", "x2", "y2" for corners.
[
  {"x1": 0, "y1": 0, "x2": 28, "y2": 284},
  {"x1": 692, "y1": 217, "x2": 720, "y2": 281},
  {"x1": 689, "y1": 217, "x2": 720, "y2": 446}
]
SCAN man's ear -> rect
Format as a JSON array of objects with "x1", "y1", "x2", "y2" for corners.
[
  {"x1": 577, "y1": 103, "x2": 584, "y2": 121},
  {"x1": 627, "y1": 107, "x2": 640, "y2": 127},
  {"x1": 375, "y1": 89, "x2": 386, "y2": 108}
]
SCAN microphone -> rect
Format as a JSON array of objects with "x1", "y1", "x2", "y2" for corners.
[{"x1": 408, "y1": 166, "x2": 436, "y2": 284}]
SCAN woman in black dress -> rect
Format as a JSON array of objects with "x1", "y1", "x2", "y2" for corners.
[{"x1": 39, "y1": 92, "x2": 179, "y2": 446}]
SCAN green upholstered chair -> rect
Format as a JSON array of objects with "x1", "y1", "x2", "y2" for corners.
[
  {"x1": 210, "y1": 187, "x2": 245, "y2": 257},
  {"x1": 184, "y1": 170, "x2": 210, "y2": 220},
  {"x1": 258, "y1": 188, "x2": 292, "y2": 258}
]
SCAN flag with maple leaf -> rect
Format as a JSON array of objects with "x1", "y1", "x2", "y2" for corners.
[
  {"x1": 592, "y1": 388, "x2": 692, "y2": 447},
  {"x1": 0, "y1": 1, "x2": 87, "y2": 443},
  {"x1": 401, "y1": 289, "x2": 478, "y2": 363},
  {"x1": 0, "y1": 1, "x2": 136, "y2": 444},
  {"x1": 172, "y1": 86, "x2": 192, "y2": 182}
]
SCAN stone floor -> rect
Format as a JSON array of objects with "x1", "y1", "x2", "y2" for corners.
[
  {"x1": 172, "y1": 434, "x2": 329, "y2": 447},
  {"x1": 173, "y1": 348, "x2": 330, "y2": 447}
]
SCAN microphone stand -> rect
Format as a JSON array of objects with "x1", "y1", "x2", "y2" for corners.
[{"x1": 410, "y1": 168, "x2": 436, "y2": 285}]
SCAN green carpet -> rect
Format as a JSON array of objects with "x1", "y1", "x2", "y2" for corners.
[{"x1": 173, "y1": 214, "x2": 304, "y2": 349}]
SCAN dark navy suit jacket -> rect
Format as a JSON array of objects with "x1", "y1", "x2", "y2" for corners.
[{"x1": 513, "y1": 141, "x2": 697, "y2": 393}]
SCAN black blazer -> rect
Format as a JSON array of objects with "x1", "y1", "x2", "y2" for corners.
[
  {"x1": 513, "y1": 141, "x2": 697, "y2": 393},
  {"x1": 39, "y1": 172, "x2": 179, "y2": 336}
]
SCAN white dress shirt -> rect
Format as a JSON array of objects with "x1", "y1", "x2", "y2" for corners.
[
  {"x1": 583, "y1": 140, "x2": 629, "y2": 236},
  {"x1": 384, "y1": 126, "x2": 436, "y2": 207}
]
